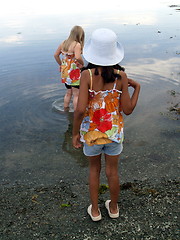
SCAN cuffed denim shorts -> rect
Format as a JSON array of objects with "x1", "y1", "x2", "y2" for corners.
[{"x1": 83, "y1": 142, "x2": 123, "y2": 157}]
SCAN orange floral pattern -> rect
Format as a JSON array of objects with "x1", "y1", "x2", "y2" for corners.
[
  {"x1": 80, "y1": 85, "x2": 124, "y2": 146},
  {"x1": 104, "y1": 91, "x2": 119, "y2": 113},
  {"x1": 61, "y1": 53, "x2": 80, "y2": 86}
]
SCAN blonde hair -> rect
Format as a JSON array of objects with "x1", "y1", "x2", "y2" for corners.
[{"x1": 62, "y1": 26, "x2": 85, "y2": 52}]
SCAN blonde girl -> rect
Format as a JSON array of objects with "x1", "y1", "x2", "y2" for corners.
[{"x1": 54, "y1": 26, "x2": 85, "y2": 110}]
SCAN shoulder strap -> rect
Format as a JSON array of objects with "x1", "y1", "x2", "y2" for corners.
[
  {"x1": 88, "y1": 69, "x2": 93, "y2": 90},
  {"x1": 113, "y1": 69, "x2": 120, "y2": 89}
]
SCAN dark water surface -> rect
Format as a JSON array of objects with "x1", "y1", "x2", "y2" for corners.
[{"x1": 0, "y1": 2, "x2": 179, "y2": 186}]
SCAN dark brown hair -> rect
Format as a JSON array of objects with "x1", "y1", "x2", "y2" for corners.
[{"x1": 82, "y1": 63, "x2": 125, "y2": 83}]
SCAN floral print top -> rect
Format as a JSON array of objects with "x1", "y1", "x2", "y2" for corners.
[
  {"x1": 61, "y1": 52, "x2": 81, "y2": 86},
  {"x1": 80, "y1": 69, "x2": 124, "y2": 146}
]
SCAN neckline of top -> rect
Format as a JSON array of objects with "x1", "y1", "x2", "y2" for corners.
[{"x1": 89, "y1": 89, "x2": 122, "y2": 94}]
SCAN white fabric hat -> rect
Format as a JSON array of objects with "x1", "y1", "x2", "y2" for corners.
[{"x1": 83, "y1": 28, "x2": 124, "y2": 66}]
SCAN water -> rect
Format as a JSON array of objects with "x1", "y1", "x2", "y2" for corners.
[{"x1": 0, "y1": 1, "x2": 179, "y2": 185}]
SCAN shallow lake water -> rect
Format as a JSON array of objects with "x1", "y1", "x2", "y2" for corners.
[{"x1": 0, "y1": 1, "x2": 179, "y2": 186}]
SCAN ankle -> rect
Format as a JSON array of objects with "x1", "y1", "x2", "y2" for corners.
[
  {"x1": 110, "y1": 201, "x2": 118, "y2": 213},
  {"x1": 91, "y1": 206, "x2": 100, "y2": 217}
]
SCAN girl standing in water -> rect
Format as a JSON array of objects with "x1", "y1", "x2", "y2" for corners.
[
  {"x1": 73, "y1": 28, "x2": 140, "y2": 221},
  {"x1": 54, "y1": 26, "x2": 85, "y2": 110}
]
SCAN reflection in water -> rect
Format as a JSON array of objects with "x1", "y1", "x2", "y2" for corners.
[
  {"x1": 126, "y1": 58, "x2": 180, "y2": 85},
  {"x1": 62, "y1": 112, "x2": 88, "y2": 167},
  {"x1": 0, "y1": 34, "x2": 23, "y2": 44},
  {"x1": 0, "y1": 0, "x2": 165, "y2": 17},
  {"x1": 0, "y1": 0, "x2": 179, "y2": 184}
]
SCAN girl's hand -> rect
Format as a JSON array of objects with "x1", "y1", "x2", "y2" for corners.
[
  {"x1": 72, "y1": 134, "x2": 82, "y2": 149},
  {"x1": 128, "y1": 78, "x2": 140, "y2": 89},
  {"x1": 59, "y1": 65, "x2": 61, "y2": 72},
  {"x1": 76, "y1": 62, "x2": 83, "y2": 69}
]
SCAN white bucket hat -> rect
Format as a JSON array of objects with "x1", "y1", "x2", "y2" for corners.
[{"x1": 83, "y1": 28, "x2": 124, "y2": 66}]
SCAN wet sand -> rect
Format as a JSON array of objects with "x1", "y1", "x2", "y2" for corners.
[{"x1": 0, "y1": 178, "x2": 179, "y2": 239}]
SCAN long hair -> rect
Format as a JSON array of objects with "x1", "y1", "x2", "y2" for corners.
[
  {"x1": 62, "y1": 26, "x2": 85, "y2": 52},
  {"x1": 82, "y1": 63, "x2": 125, "y2": 83}
]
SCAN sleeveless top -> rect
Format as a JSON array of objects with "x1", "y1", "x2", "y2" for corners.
[
  {"x1": 80, "y1": 69, "x2": 124, "y2": 146},
  {"x1": 61, "y1": 52, "x2": 81, "y2": 86}
]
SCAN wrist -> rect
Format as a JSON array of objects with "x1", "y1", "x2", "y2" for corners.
[
  {"x1": 136, "y1": 83, "x2": 140, "y2": 89},
  {"x1": 134, "y1": 83, "x2": 140, "y2": 89}
]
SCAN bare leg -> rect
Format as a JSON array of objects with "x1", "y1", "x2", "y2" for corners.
[
  {"x1": 72, "y1": 87, "x2": 79, "y2": 110},
  {"x1": 64, "y1": 88, "x2": 72, "y2": 109},
  {"x1": 105, "y1": 154, "x2": 120, "y2": 214},
  {"x1": 88, "y1": 154, "x2": 101, "y2": 217}
]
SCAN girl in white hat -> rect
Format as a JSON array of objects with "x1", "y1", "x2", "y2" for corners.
[
  {"x1": 73, "y1": 28, "x2": 140, "y2": 221},
  {"x1": 54, "y1": 26, "x2": 84, "y2": 110}
]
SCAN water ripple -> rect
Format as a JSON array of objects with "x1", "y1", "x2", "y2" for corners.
[{"x1": 126, "y1": 57, "x2": 180, "y2": 85}]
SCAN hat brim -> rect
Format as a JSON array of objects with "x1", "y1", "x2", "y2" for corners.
[{"x1": 83, "y1": 40, "x2": 124, "y2": 66}]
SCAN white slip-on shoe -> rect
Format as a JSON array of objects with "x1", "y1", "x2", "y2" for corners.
[
  {"x1": 87, "y1": 205, "x2": 102, "y2": 221},
  {"x1": 105, "y1": 200, "x2": 119, "y2": 218}
]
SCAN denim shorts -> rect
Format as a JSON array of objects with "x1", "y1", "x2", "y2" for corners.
[{"x1": 83, "y1": 142, "x2": 123, "y2": 157}]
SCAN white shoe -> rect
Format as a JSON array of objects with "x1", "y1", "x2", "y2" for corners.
[
  {"x1": 105, "y1": 200, "x2": 119, "y2": 218},
  {"x1": 87, "y1": 205, "x2": 102, "y2": 221}
]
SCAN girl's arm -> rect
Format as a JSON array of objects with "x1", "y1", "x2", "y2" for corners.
[
  {"x1": 120, "y1": 72, "x2": 140, "y2": 115},
  {"x1": 72, "y1": 70, "x2": 89, "y2": 148},
  {"x1": 74, "y1": 43, "x2": 84, "y2": 67},
  {"x1": 54, "y1": 44, "x2": 62, "y2": 67},
  {"x1": 128, "y1": 78, "x2": 141, "y2": 110}
]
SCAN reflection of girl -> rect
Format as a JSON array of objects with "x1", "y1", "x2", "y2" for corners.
[
  {"x1": 54, "y1": 26, "x2": 85, "y2": 110},
  {"x1": 73, "y1": 28, "x2": 140, "y2": 221},
  {"x1": 62, "y1": 112, "x2": 87, "y2": 167}
]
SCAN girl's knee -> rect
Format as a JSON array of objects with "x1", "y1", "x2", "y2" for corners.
[
  {"x1": 90, "y1": 163, "x2": 101, "y2": 174},
  {"x1": 105, "y1": 167, "x2": 118, "y2": 179},
  {"x1": 72, "y1": 88, "x2": 79, "y2": 96},
  {"x1": 66, "y1": 89, "x2": 72, "y2": 97}
]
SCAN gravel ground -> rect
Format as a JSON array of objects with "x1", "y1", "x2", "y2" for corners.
[{"x1": 0, "y1": 178, "x2": 179, "y2": 240}]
